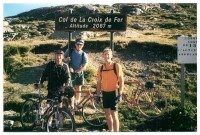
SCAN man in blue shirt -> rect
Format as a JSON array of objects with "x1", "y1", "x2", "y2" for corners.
[{"x1": 64, "y1": 39, "x2": 88, "y2": 109}]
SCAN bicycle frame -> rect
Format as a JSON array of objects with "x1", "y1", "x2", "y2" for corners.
[
  {"x1": 33, "y1": 95, "x2": 54, "y2": 128},
  {"x1": 118, "y1": 77, "x2": 167, "y2": 118},
  {"x1": 69, "y1": 90, "x2": 93, "y2": 111},
  {"x1": 122, "y1": 81, "x2": 148, "y2": 106},
  {"x1": 23, "y1": 85, "x2": 64, "y2": 129}
]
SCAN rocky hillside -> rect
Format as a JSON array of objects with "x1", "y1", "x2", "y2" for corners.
[
  {"x1": 7, "y1": 3, "x2": 196, "y2": 20},
  {"x1": 3, "y1": 3, "x2": 197, "y2": 132},
  {"x1": 4, "y1": 3, "x2": 197, "y2": 41}
]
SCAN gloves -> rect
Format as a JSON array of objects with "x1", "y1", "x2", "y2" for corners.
[{"x1": 115, "y1": 95, "x2": 121, "y2": 103}]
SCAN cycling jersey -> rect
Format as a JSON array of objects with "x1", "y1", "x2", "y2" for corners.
[
  {"x1": 40, "y1": 61, "x2": 70, "y2": 92},
  {"x1": 97, "y1": 62, "x2": 123, "y2": 92}
]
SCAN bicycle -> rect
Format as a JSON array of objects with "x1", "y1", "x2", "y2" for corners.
[
  {"x1": 20, "y1": 84, "x2": 76, "y2": 132},
  {"x1": 119, "y1": 80, "x2": 167, "y2": 118},
  {"x1": 65, "y1": 84, "x2": 106, "y2": 127}
]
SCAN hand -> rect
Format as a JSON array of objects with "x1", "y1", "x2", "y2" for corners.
[
  {"x1": 115, "y1": 95, "x2": 122, "y2": 103},
  {"x1": 69, "y1": 67, "x2": 74, "y2": 72},
  {"x1": 65, "y1": 57, "x2": 71, "y2": 63}
]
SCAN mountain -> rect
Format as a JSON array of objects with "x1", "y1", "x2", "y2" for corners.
[
  {"x1": 4, "y1": 3, "x2": 197, "y2": 41},
  {"x1": 3, "y1": 3, "x2": 197, "y2": 132},
  {"x1": 7, "y1": 3, "x2": 196, "y2": 21}
]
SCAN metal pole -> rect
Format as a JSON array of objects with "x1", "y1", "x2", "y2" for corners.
[
  {"x1": 110, "y1": 9, "x2": 114, "y2": 51},
  {"x1": 181, "y1": 64, "x2": 185, "y2": 108},
  {"x1": 68, "y1": 9, "x2": 73, "y2": 57},
  {"x1": 110, "y1": 32, "x2": 114, "y2": 51}
]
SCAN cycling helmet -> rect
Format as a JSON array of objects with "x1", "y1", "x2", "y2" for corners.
[
  {"x1": 64, "y1": 86, "x2": 75, "y2": 98},
  {"x1": 145, "y1": 81, "x2": 156, "y2": 89}
]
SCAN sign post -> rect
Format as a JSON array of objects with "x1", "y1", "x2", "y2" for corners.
[
  {"x1": 180, "y1": 64, "x2": 185, "y2": 108},
  {"x1": 68, "y1": 9, "x2": 73, "y2": 57},
  {"x1": 177, "y1": 36, "x2": 197, "y2": 108},
  {"x1": 110, "y1": 10, "x2": 114, "y2": 51},
  {"x1": 55, "y1": 14, "x2": 127, "y2": 31}
]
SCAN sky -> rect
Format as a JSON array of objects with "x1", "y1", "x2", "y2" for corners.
[
  {"x1": 3, "y1": 0, "x2": 199, "y2": 18},
  {"x1": 3, "y1": 0, "x2": 118, "y2": 18},
  {"x1": 1, "y1": 0, "x2": 200, "y2": 134}
]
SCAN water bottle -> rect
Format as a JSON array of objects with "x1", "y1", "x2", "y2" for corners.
[
  {"x1": 43, "y1": 104, "x2": 50, "y2": 113},
  {"x1": 39, "y1": 107, "x2": 44, "y2": 115}
]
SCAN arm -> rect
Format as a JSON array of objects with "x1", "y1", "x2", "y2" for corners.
[
  {"x1": 74, "y1": 63, "x2": 88, "y2": 73},
  {"x1": 38, "y1": 62, "x2": 50, "y2": 88},
  {"x1": 75, "y1": 52, "x2": 88, "y2": 72},
  {"x1": 40, "y1": 63, "x2": 50, "y2": 84},
  {"x1": 96, "y1": 77, "x2": 101, "y2": 96},
  {"x1": 117, "y1": 63, "x2": 124, "y2": 96},
  {"x1": 96, "y1": 67, "x2": 101, "y2": 96},
  {"x1": 64, "y1": 64, "x2": 72, "y2": 87},
  {"x1": 64, "y1": 49, "x2": 71, "y2": 63},
  {"x1": 118, "y1": 75, "x2": 124, "y2": 96}
]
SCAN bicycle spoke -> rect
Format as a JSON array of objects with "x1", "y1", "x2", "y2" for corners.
[
  {"x1": 137, "y1": 90, "x2": 167, "y2": 118},
  {"x1": 20, "y1": 100, "x2": 37, "y2": 129},
  {"x1": 82, "y1": 96, "x2": 106, "y2": 127},
  {"x1": 46, "y1": 109, "x2": 75, "y2": 132}
]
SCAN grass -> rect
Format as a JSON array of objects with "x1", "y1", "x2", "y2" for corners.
[
  {"x1": 3, "y1": 5, "x2": 197, "y2": 131},
  {"x1": 3, "y1": 39, "x2": 197, "y2": 131}
]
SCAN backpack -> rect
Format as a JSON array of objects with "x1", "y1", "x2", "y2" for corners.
[{"x1": 100, "y1": 63, "x2": 118, "y2": 78}]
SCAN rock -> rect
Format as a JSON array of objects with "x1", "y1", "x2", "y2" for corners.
[{"x1": 4, "y1": 120, "x2": 14, "y2": 128}]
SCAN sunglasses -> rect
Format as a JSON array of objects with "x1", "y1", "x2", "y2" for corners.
[{"x1": 76, "y1": 43, "x2": 83, "y2": 46}]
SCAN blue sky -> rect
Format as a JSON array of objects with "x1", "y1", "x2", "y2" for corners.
[
  {"x1": 3, "y1": 1, "x2": 116, "y2": 18},
  {"x1": 3, "y1": 0, "x2": 198, "y2": 17},
  {"x1": 3, "y1": 3, "x2": 64, "y2": 17}
]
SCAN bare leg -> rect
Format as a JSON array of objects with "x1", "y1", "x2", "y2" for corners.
[
  {"x1": 104, "y1": 108, "x2": 113, "y2": 132},
  {"x1": 75, "y1": 85, "x2": 82, "y2": 104},
  {"x1": 71, "y1": 96, "x2": 75, "y2": 109},
  {"x1": 111, "y1": 110, "x2": 119, "y2": 132}
]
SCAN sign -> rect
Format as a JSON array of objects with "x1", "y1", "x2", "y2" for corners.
[
  {"x1": 55, "y1": 14, "x2": 127, "y2": 31},
  {"x1": 177, "y1": 36, "x2": 197, "y2": 64}
]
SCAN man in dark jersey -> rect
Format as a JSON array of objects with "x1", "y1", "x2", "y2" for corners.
[{"x1": 39, "y1": 50, "x2": 71, "y2": 101}]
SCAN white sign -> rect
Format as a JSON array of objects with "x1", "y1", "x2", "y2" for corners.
[{"x1": 177, "y1": 37, "x2": 197, "y2": 64}]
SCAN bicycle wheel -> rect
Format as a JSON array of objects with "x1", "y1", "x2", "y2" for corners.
[
  {"x1": 20, "y1": 99, "x2": 38, "y2": 130},
  {"x1": 46, "y1": 108, "x2": 76, "y2": 132},
  {"x1": 82, "y1": 96, "x2": 106, "y2": 127},
  {"x1": 137, "y1": 89, "x2": 167, "y2": 118}
]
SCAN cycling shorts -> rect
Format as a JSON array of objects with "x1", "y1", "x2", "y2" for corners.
[
  {"x1": 102, "y1": 90, "x2": 118, "y2": 110},
  {"x1": 71, "y1": 72, "x2": 84, "y2": 86}
]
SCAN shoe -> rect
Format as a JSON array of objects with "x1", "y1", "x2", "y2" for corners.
[
  {"x1": 71, "y1": 111, "x2": 75, "y2": 115},
  {"x1": 48, "y1": 122, "x2": 52, "y2": 127}
]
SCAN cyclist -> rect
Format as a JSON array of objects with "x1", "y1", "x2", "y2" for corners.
[
  {"x1": 96, "y1": 47, "x2": 124, "y2": 132},
  {"x1": 38, "y1": 50, "x2": 72, "y2": 106},
  {"x1": 64, "y1": 38, "x2": 88, "y2": 109}
]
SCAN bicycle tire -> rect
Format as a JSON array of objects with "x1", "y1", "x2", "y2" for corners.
[
  {"x1": 46, "y1": 108, "x2": 76, "y2": 132},
  {"x1": 137, "y1": 88, "x2": 167, "y2": 118},
  {"x1": 82, "y1": 96, "x2": 106, "y2": 127},
  {"x1": 20, "y1": 99, "x2": 38, "y2": 130}
]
